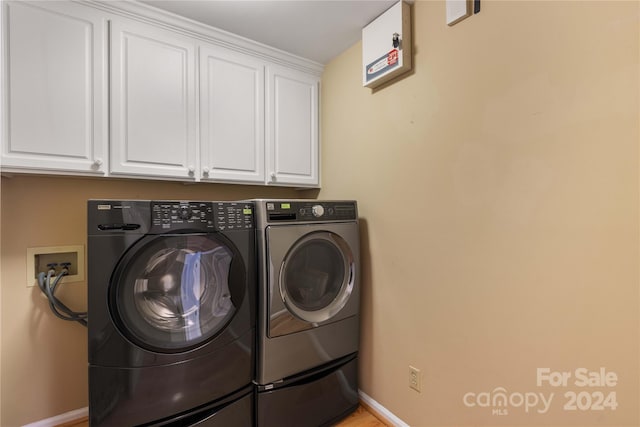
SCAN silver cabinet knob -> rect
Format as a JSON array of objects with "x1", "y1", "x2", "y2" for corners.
[
  {"x1": 202, "y1": 167, "x2": 210, "y2": 176},
  {"x1": 92, "y1": 158, "x2": 103, "y2": 170},
  {"x1": 270, "y1": 172, "x2": 277, "y2": 181},
  {"x1": 188, "y1": 165, "x2": 195, "y2": 175}
]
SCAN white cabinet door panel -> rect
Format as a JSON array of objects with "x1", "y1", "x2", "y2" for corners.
[
  {"x1": 110, "y1": 19, "x2": 196, "y2": 179},
  {"x1": 2, "y1": 1, "x2": 106, "y2": 173},
  {"x1": 267, "y1": 66, "x2": 319, "y2": 187},
  {"x1": 200, "y1": 46, "x2": 264, "y2": 183}
]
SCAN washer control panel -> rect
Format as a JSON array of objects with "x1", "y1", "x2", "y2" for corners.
[
  {"x1": 151, "y1": 201, "x2": 253, "y2": 231},
  {"x1": 265, "y1": 201, "x2": 357, "y2": 223},
  {"x1": 213, "y1": 202, "x2": 254, "y2": 231}
]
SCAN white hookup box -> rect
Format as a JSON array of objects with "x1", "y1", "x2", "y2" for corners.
[{"x1": 362, "y1": 1, "x2": 412, "y2": 89}]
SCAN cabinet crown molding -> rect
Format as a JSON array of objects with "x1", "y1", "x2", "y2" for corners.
[{"x1": 77, "y1": 0, "x2": 324, "y2": 76}]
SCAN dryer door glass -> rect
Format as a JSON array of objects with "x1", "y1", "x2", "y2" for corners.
[
  {"x1": 111, "y1": 234, "x2": 243, "y2": 352},
  {"x1": 279, "y1": 231, "x2": 355, "y2": 324}
]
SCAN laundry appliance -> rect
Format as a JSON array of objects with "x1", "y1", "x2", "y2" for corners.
[
  {"x1": 87, "y1": 200, "x2": 255, "y2": 426},
  {"x1": 253, "y1": 199, "x2": 360, "y2": 427}
]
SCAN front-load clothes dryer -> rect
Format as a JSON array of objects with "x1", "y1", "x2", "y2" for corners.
[
  {"x1": 87, "y1": 200, "x2": 255, "y2": 427},
  {"x1": 253, "y1": 200, "x2": 360, "y2": 427}
]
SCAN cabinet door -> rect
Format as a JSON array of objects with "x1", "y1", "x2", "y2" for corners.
[
  {"x1": 1, "y1": 1, "x2": 107, "y2": 174},
  {"x1": 110, "y1": 19, "x2": 197, "y2": 180},
  {"x1": 200, "y1": 45, "x2": 264, "y2": 183},
  {"x1": 266, "y1": 66, "x2": 319, "y2": 187}
]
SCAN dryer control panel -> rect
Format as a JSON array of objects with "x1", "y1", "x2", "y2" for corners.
[
  {"x1": 265, "y1": 201, "x2": 357, "y2": 223},
  {"x1": 151, "y1": 201, "x2": 254, "y2": 232}
]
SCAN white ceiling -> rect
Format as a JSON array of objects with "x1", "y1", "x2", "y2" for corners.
[{"x1": 141, "y1": 0, "x2": 397, "y2": 64}]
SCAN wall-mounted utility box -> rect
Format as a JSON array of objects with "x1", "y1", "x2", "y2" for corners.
[
  {"x1": 26, "y1": 245, "x2": 85, "y2": 287},
  {"x1": 362, "y1": 1, "x2": 412, "y2": 89}
]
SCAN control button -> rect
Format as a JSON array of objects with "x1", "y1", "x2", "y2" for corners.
[
  {"x1": 312, "y1": 204, "x2": 325, "y2": 217},
  {"x1": 300, "y1": 208, "x2": 306, "y2": 215},
  {"x1": 178, "y1": 206, "x2": 192, "y2": 220}
]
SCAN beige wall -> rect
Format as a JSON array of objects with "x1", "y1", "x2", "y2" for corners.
[
  {"x1": 319, "y1": 1, "x2": 639, "y2": 426},
  {"x1": 1, "y1": 1, "x2": 638, "y2": 426},
  {"x1": 0, "y1": 175, "x2": 309, "y2": 426}
]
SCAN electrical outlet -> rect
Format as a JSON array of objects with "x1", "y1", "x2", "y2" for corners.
[{"x1": 409, "y1": 365, "x2": 421, "y2": 392}]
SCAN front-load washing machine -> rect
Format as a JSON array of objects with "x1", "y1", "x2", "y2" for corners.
[
  {"x1": 253, "y1": 199, "x2": 360, "y2": 427},
  {"x1": 87, "y1": 200, "x2": 255, "y2": 426}
]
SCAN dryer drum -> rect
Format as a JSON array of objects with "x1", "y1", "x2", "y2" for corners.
[{"x1": 279, "y1": 231, "x2": 355, "y2": 324}]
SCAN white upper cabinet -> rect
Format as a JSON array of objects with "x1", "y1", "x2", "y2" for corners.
[
  {"x1": 199, "y1": 45, "x2": 265, "y2": 183},
  {"x1": 1, "y1": 1, "x2": 322, "y2": 186},
  {"x1": 267, "y1": 65, "x2": 320, "y2": 187},
  {"x1": 1, "y1": 1, "x2": 107, "y2": 174},
  {"x1": 110, "y1": 18, "x2": 197, "y2": 180}
]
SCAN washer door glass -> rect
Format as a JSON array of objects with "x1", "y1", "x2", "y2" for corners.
[
  {"x1": 111, "y1": 234, "x2": 242, "y2": 353},
  {"x1": 280, "y1": 231, "x2": 354, "y2": 323}
]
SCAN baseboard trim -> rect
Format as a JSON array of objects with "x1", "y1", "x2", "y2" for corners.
[
  {"x1": 22, "y1": 407, "x2": 88, "y2": 427},
  {"x1": 358, "y1": 390, "x2": 409, "y2": 427}
]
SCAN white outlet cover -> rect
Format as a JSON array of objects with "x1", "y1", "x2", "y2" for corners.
[{"x1": 409, "y1": 365, "x2": 421, "y2": 392}]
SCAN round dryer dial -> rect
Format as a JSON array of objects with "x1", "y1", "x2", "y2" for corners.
[{"x1": 311, "y1": 204, "x2": 325, "y2": 217}]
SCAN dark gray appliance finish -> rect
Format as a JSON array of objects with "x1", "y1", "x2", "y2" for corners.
[
  {"x1": 253, "y1": 199, "x2": 360, "y2": 427},
  {"x1": 256, "y1": 354, "x2": 358, "y2": 427},
  {"x1": 87, "y1": 200, "x2": 255, "y2": 427}
]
